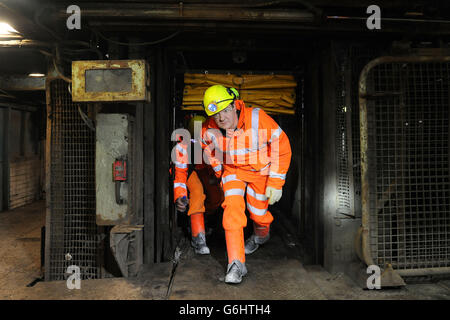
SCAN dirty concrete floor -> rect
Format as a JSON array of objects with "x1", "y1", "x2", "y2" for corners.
[{"x1": 1, "y1": 200, "x2": 450, "y2": 300}]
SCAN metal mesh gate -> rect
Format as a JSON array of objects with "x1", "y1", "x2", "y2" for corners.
[
  {"x1": 334, "y1": 44, "x2": 382, "y2": 218},
  {"x1": 46, "y1": 79, "x2": 100, "y2": 281},
  {"x1": 360, "y1": 57, "x2": 450, "y2": 274}
]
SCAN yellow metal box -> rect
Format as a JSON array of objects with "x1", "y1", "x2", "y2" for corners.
[{"x1": 72, "y1": 59, "x2": 150, "y2": 102}]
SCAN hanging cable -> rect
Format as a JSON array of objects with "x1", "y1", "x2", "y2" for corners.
[
  {"x1": 93, "y1": 29, "x2": 181, "y2": 46},
  {"x1": 34, "y1": 7, "x2": 63, "y2": 41},
  {"x1": 77, "y1": 105, "x2": 95, "y2": 132},
  {"x1": 52, "y1": 46, "x2": 72, "y2": 83}
]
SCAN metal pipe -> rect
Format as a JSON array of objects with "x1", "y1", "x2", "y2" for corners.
[
  {"x1": 358, "y1": 54, "x2": 450, "y2": 269},
  {"x1": 327, "y1": 16, "x2": 450, "y2": 25},
  {"x1": 396, "y1": 267, "x2": 450, "y2": 277},
  {"x1": 87, "y1": 20, "x2": 320, "y2": 32},
  {"x1": 56, "y1": 5, "x2": 316, "y2": 23},
  {"x1": 0, "y1": 76, "x2": 45, "y2": 91}
]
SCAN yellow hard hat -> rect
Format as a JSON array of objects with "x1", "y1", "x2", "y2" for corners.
[
  {"x1": 202, "y1": 85, "x2": 239, "y2": 116},
  {"x1": 188, "y1": 115, "x2": 206, "y2": 137}
]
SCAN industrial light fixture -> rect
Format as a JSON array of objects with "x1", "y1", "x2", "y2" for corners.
[
  {"x1": 28, "y1": 73, "x2": 46, "y2": 77},
  {"x1": 0, "y1": 22, "x2": 19, "y2": 37},
  {"x1": 405, "y1": 12, "x2": 424, "y2": 17}
]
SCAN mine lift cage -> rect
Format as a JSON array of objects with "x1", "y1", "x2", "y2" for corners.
[{"x1": 358, "y1": 55, "x2": 450, "y2": 277}]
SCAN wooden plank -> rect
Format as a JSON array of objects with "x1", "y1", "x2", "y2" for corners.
[
  {"x1": 10, "y1": 194, "x2": 36, "y2": 203},
  {"x1": 9, "y1": 173, "x2": 39, "y2": 181},
  {"x1": 9, "y1": 168, "x2": 39, "y2": 176},
  {"x1": 10, "y1": 201, "x2": 35, "y2": 209},
  {"x1": 10, "y1": 185, "x2": 39, "y2": 194},
  {"x1": 10, "y1": 201, "x2": 33, "y2": 209},
  {"x1": 10, "y1": 189, "x2": 37, "y2": 199},
  {"x1": 9, "y1": 158, "x2": 40, "y2": 166},
  {"x1": 10, "y1": 192, "x2": 36, "y2": 201},
  {"x1": 9, "y1": 183, "x2": 39, "y2": 191},
  {"x1": 9, "y1": 180, "x2": 39, "y2": 189},
  {"x1": 10, "y1": 187, "x2": 38, "y2": 195},
  {"x1": 9, "y1": 160, "x2": 40, "y2": 173},
  {"x1": 9, "y1": 171, "x2": 39, "y2": 179},
  {"x1": 10, "y1": 173, "x2": 39, "y2": 180},
  {"x1": 10, "y1": 195, "x2": 36, "y2": 205},
  {"x1": 10, "y1": 164, "x2": 39, "y2": 173}
]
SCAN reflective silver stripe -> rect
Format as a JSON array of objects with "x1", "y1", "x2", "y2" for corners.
[
  {"x1": 247, "y1": 186, "x2": 267, "y2": 201},
  {"x1": 251, "y1": 108, "x2": 260, "y2": 151},
  {"x1": 206, "y1": 131, "x2": 219, "y2": 147},
  {"x1": 247, "y1": 202, "x2": 267, "y2": 216},
  {"x1": 269, "y1": 127, "x2": 283, "y2": 143},
  {"x1": 227, "y1": 148, "x2": 251, "y2": 156},
  {"x1": 222, "y1": 174, "x2": 237, "y2": 184},
  {"x1": 225, "y1": 188, "x2": 245, "y2": 197},
  {"x1": 176, "y1": 144, "x2": 187, "y2": 154},
  {"x1": 174, "y1": 162, "x2": 187, "y2": 169},
  {"x1": 226, "y1": 142, "x2": 267, "y2": 156},
  {"x1": 250, "y1": 163, "x2": 270, "y2": 172},
  {"x1": 269, "y1": 171, "x2": 286, "y2": 180},
  {"x1": 212, "y1": 164, "x2": 222, "y2": 172},
  {"x1": 174, "y1": 183, "x2": 187, "y2": 189}
]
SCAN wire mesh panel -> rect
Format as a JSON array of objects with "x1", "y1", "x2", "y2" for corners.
[
  {"x1": 335, "y1": 50, "x2": 354, "y2": 216},
  {"x1": 364, "y1": 60, "x2": 450, "y2": 271},
  {"x1": 334, "y1": 44, "x2": 381, "y2": 218},
  {"x1": 47, "y1": 79, "x2": 100, "y2": 280}
]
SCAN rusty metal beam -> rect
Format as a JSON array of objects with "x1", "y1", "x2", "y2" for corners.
[
  {"x1": 0, "y1": 39, "x2": 52, "y2": 48},
  {"x1": 0, "y1": 75, "x2": 45, "y2": 91}
]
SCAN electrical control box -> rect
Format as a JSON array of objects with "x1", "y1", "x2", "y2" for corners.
[
  {"x1": 96, "y1": 113, "x2": 134, "y2": 225},
  {"x1": 72, "y1": 59, "x2": 150, "y2": 102}
]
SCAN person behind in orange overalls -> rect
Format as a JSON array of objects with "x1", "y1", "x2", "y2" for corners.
[
  {"x1": 200, "y1": 85, "x2": 292, "y2": 284},
  {"x1": 173, "y1": 115, "x2": 224, "y2": 255}
]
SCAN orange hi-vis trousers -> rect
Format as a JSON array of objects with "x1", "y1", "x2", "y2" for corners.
[
  {"x1": 221, "y1": 166, "x2": 274, "y2": 264},
  {"x1": 186, "y1": 170, "x2": 223, "y2": 237}
]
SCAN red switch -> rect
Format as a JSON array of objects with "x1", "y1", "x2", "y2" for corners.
[{"x1": 113, "y1": 160, "x2": 127, "y2": 181}]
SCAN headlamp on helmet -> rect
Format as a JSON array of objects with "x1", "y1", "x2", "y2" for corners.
[{"x1": 202, "y1": 85, "x2": 239, "y2": 116}]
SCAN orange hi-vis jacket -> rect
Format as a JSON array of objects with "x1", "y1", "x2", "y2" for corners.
[
  {"x1": 201, "y1": 100, "x2": 291, "y2": 189},
  {"x1": 173, "y1": 100, "x2": 291, "y2": 199},
  {"x1": 173, "y1": 137, "x2": 220, "y2": 201}
]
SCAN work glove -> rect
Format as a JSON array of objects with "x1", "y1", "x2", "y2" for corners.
[
  {"x1": 175, "y1": 196, "x2": 189, "y2": 212},
  {"x1": 265, "y1": 187, "x2": 282, "y2": 205}
]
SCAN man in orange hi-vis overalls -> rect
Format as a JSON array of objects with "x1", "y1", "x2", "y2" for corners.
[
  {"x1": 200, "y1": 85, "x2": 292, "y2": 284},
  {"x1": 173, "y1": 116, "x2": 224, "y2": 255}
]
